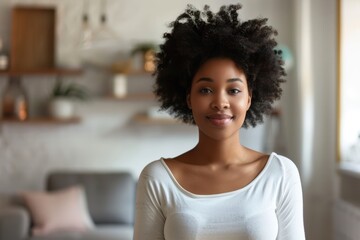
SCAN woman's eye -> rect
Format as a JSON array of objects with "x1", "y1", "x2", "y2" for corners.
[
  {"x1": 199, "y1": 88, "x2": 212, "y2": 94},
  {"x1": 228, "y1": 89, "x2": 241, "y2": 95}
]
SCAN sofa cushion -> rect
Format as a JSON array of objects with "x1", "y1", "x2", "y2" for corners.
[
  {"x1": 29, "y1": 225, "x2": 133, "y2": 240},
  {"x1": 46, "y1": 172, "x2": 136, "y2": 225},
  {"x1": 22, "y1": 185, "x2": 94, "y2": 236}
]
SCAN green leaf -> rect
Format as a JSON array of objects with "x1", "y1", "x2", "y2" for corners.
[{"x1": 51, "y1": 81, "x2": 90, "y2": 100}]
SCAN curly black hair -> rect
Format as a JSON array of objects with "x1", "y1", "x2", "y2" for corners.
[{"x1": 154, "y1": 4, "x2": 285, "y2": 128}]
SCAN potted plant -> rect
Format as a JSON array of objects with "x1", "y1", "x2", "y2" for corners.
[
  {"x1": 48, "y1": 80, "x2": 89, "y2": 119},
  {"x1": 130, "y1": 42, "x2": 158, "y2": 73}
]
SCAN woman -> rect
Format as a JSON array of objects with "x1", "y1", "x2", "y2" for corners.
[{"x1": 133, "y1": 4, "x2": 305, "y2": 240}]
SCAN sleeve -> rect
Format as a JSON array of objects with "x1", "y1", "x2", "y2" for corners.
[
  {"x1": 133, "y1": 166, "x2": 165, "y2": 240},
  {"x1": 276, "y1": 160, "x2": 306, "y2": 240}
]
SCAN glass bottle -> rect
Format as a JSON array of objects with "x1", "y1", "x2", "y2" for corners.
[
  {"x1": 0, "y1": 36, "x2": 9, "y2": 70},
  {"x1": 2, "y1": 77, "x2": 29, "y2": 120}
]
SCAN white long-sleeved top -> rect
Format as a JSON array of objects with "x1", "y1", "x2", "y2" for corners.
[{"x1": 133, "y1": 152, "x2": 305, "y2": 240}]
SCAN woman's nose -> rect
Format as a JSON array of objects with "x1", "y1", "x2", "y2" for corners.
[{"x1": 210, "y1": 93, "x2": 230, "y2": 110}]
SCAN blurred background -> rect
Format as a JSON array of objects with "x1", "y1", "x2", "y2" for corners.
[{"x1": 0, "y1": 0, "x2": 358, "y2": 239}]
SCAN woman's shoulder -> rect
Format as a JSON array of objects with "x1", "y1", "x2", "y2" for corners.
[
  {"x1": 268, "y1": 152, "x2": 301, "y2": 180},
  {"x1": 270, "y1": 153, "x2": 299, "y2": 169},
  {"x1": 139, "y1": 158, "x2": 169, "y2": 180}
]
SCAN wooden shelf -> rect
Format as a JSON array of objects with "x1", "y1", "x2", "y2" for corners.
[
  {"x1": 0, "y1": 7, "x2": 83, "y2": 78},
  {"x1": 133, "y1": 113, "x2": 180, "y2": 125},
  {"x1": 106, "y1": 93, "x2": 155, "y2": 101},
  {"x1": 0, "y1": 117, "x2": 81, "y2": 124},
  {"x1": 117, "y1": 70, "x2": 154, "y2": 77},
  {"x1": 0, "y1": 68, "x2": 83, "y2": 77}
]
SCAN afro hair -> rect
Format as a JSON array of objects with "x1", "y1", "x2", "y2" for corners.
[{"x1": 154, "y1": 4, "x2": 285, "y2": 128}]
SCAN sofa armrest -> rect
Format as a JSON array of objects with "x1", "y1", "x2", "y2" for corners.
[{"x1": 0, "y1": 205, "x2": 30, "y2": 240}]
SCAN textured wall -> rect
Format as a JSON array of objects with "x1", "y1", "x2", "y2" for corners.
[{"x1": 0, "y1": 0, "x2": 293, "y2": 193}]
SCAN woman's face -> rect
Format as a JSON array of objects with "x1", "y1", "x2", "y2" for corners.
[{"x1": 188, "y1": 58, "x2": 251, "y2": 140}]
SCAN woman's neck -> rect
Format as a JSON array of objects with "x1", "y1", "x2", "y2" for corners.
[{"x1": 189, "y1": 131, "x2": 247, "y2": 165}]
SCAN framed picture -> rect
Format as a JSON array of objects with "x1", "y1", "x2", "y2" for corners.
[{"x1": 337, "y1": 0, "x2": 360, "y2": 163}]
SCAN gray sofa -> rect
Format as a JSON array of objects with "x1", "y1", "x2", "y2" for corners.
[{"x1": 0, "y1": 171, "x2": 136, "y2": 240}]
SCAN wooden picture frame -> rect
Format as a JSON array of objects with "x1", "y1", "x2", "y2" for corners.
[{"x1": 10, "y1": 6, "x2": 56, "y2": 71}]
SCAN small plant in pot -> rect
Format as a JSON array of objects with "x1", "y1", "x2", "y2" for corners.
[
  {"x1": 130, "y1": 42, "x2": 158, "y2": 73},
  {"x1": 49, "y1": 80, "x2": 89, "y2": 120}
]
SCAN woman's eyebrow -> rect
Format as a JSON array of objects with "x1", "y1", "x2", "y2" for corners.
[
  {"x1": 195, "y1": 77, "x2": 244, "y2": 83},
  {"x1": 195, "y1": 77, "x2": 213, "y2": 83},
  {"x1": 227, "y1": 78, "x2": 244, "y2": 83}
]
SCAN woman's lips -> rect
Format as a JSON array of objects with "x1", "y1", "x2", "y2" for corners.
[{"x1": 206, "y1": 114, "x2": 233, "y2": 126}]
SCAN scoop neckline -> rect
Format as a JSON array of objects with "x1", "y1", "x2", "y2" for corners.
[{"x1": 160, "y1": 152, "x2": 276, "y2": 198}]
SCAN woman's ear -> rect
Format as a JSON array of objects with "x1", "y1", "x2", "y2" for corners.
[
  {"x1": 247, "y1": 91, "x2": 252, "y2": 110},
  {"x1": 187, "y1": 94, "x2": 192, "y2": 109}
]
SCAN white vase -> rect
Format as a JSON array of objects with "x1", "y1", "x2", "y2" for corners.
[
  {"x1": 113, "y1": 74, "x2": 127, "y2": 98},
  {"x1": 49, "y1": 98, "x2": 75, "y2": 119}
]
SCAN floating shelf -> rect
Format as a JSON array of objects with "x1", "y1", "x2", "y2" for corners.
[
  {"x1": 133, "y1": 113, "x2": 180, "y2": 125},
  {"x1": 0, "y1": 68, "x2": 83, "y2": 77},
  {"x1": 121, "y1": 70, "x2": 154, "y2": 77},
  {"x1": 107, "y1": 93, "x2": 155, "y2": 101},
  {"x1": 0, "y1": 117, "x2": 81, "y2": 124}
]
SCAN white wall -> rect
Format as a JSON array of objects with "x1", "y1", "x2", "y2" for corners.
[{"x1": 0, "y1": 0, "x2": 294, "y2": 192}]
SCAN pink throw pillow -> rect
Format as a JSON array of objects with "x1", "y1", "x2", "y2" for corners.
[{"x1": 22, "y1": 185, "x2": 94, "y2": 236}]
